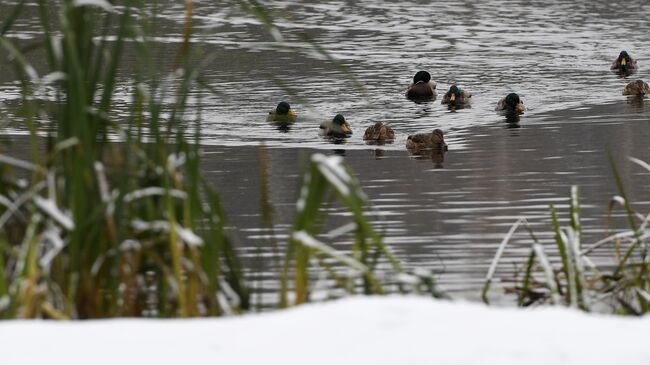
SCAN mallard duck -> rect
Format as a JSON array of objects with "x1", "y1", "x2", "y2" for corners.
[
  {"x1": 611, "y1": 51, "x2": 638, "y2": 74},
  {"x1": 267, "y1": 101, "x2": 297, "y2": 124},
  {"x1": 495, "y1": 93, "x2": 525, "y2": 114},
  {"x1": 406, "y1": 71, "x2": 437, "y2": 100},
  {"x1": 320, "y1": 114, "x2": 352, "y2": 138},
  {"x1": 363, "y1": 122, "x2": 395, "y2": 142},
  {"x1": 406, "y1": 129, "x2": 448, "y2": 151},
  {"x1": 441, "y1": 85, "x2": 471, "y2": 106},
  {"x1": 623, "y1": 80, "x2": 650, "y2": 96}
]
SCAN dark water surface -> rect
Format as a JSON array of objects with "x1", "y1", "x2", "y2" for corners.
[
  {"x1": 1, "y1": 0, "x2": 650, "y2": 299},
  {"x1": 203, "y1": 102, "x2": 650, "y2": 298}
]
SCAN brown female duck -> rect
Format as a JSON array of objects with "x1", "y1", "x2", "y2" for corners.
[
  {"x1": 363, "y1": 122, "x2": 395, "y2": 142},
  {"x1": 406, "y1": 129, "x2": 448, "y2": 152},
  {"x1": 623, "y1": 79, "x2": 650, "y2": 96}
]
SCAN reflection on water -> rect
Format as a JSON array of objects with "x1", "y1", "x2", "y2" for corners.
[
  {"x1": 2, "y1": 0, "x2": 650, "y2": 301},
  {"x1": 1, "y1": 0, "x2": 650, "y2": 150}
]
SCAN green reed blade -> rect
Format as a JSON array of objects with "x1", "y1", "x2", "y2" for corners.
[
  {"x1": 518, "y1": 251, "x2": 536, "y2": 307},
  {"x1": 550, "y1": 203, "x2": 572, "y2": 305},
  {"x1": 607, "y1": 152, "x2": 644, "y2": 276}
]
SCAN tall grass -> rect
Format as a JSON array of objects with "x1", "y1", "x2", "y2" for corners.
[
  {"x1": 280, "y1": 153, "x2": 443, "y2": 307},
  {"x1": 0, "y1": 1, "x2": 438, "y2": 319},
  {"x1": 0, "y1": 0, "x2": 250, "y2": 318},
  {"x1": 483, "y1": 158, "x2": 650, "y2": 314}
]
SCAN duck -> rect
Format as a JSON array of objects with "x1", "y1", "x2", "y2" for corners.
[
  {"x1": 363, "y1": 122, "x2": 395, "y2": 142},
  {"x1": 611, "y1": 51, "x2": 638, "y2": 74},
  {"x1": 623, "y1": 79, "x2": 650, "y2": 96},
  {"x1": 406, "y1": 129, "x2": 448, "y2": 152},
  {"x1": 320, "y1": 114, "x2": 352, "y2": 138},
  {"x1": 441, "y1": 85, "x2": 472, "y2": 106},
  {"x1": 495, "y1": 93, "x2": 525, "y2": 114},
  {"x1": 406, "y1": 71, "x2": 437, "y2": 100},
  {"x1": 267, "y1": 101, "x2": 297, "y2": 124}
]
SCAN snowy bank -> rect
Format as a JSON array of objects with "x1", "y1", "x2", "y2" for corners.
[{"x1": 2, "y1": 296, "x2": 650, "y2": 365}]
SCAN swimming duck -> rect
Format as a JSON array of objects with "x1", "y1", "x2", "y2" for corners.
[
  {"x1": 320, "y1": 114, "x2": 352, "y2": 138},
  {"x1": 267, "y1": 101, "x2": 297, "y2": 124},
  {"x1": 406, "y1": 129, "x2": 448, "y2": 152},
  {"x1": 611, "y1": 51, "x2": 637, "y2": 74},
  {"x1": 623, "y1": 79, "x2": 650, "y2": 96},
  {"x1": 441, "y1": 85, "x2": 472, "y2": 106},
  {"x1": 406, "y1": 71, "x2": 437, "y2": 100},
  {"x1": 363, "y1": 122, "x2": 395, "y2": 142},
  {"x1": 495, "y1": 93, "x2": 525, "y2": 114}
]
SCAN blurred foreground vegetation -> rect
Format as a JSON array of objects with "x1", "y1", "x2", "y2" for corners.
[{"x1": 0, "y1": 0, "x2": 439, "y2": 319}]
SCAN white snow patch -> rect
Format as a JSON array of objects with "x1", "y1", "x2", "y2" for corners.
[
  {"x1": 123, "y1": 187, "x2": 187, "y2": 203},
  {"x1": 2, "y1": 297, "x2": 650, "y2": 364},
  {"x1": 131, "y1": 219, "x2": 203, "y2": 247},
  {"x1": 33, "y1": 196, "x2": 74, "y2": 231},
  {"x1": 293, "y1": 230, "x2": 367, "y2": 272},
  {"x1": 311, "y1": 153, "x2": 351, "y2": 196},
  {"x1": 72, "y1": 0, "x2": 115, "y2": 12}
]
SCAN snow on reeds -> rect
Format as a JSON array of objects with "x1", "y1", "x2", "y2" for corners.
[{"x1": 484, "y1": 158, "x2": 650, "y2": 314}]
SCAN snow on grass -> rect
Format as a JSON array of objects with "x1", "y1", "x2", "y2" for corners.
[{"x1": 2, "y1": 296, "x2": 650, "y2": 365}]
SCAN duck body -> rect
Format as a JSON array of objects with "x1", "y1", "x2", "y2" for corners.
[
  {"x1": 363, "y1": 122, "x2": 395, "y2": 142},
  {"x1": 611, "y1": 50, "x2": 638, "y2": 74},
  {"x1": 320, "y1": 114, "x2": 352, "y2": 138},
  {"x1": 406, "y1": 71, "x2": 437, "y2": 101},
  {"x1": 406, "y1": 129, "x2": 448, "y2": 152},
  {"x1": 623, "y1": 79, "x2": 650, "y2": 96},
  {"x1": 441, "y1": 85, "x2": 471, "y2": 106},
  {"x1": 495, "y1": 93, "x2": 525, "y2": 114},
  {"x1": 267, "y1": 101, "x2": 297, "y2": 125}
]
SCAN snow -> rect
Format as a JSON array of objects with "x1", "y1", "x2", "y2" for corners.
[
  {"x1": 130, "y1": 219, "x2": 203, "y2": 247},
  {"x1": 293, "y1": 230, "x2": 368, "y2": 273},
  {"x1": 2, "y1": 296, "x2": 650, "y2": 364},
  {"x1": 312, "y1": 153, "x2": 351, "y2": 196},
  {"x1": 72, "y1": 0, "x2": 115, "y2": 12}
]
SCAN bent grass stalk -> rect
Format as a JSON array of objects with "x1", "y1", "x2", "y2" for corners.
[{"x1": 485, "y1": 157, "x2": 650, "y2": 314}]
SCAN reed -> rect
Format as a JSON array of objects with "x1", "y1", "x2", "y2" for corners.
[
  {"x1": 280, "y1": 153, "x2": 443, "y2": 307},
  {"x1": 0, "y1": 0, "x2": 250, "y2": 318},
  {"x1": 484, "y1": 158, "x2": 650, "y2": 314},
  {"x1": 0, "y1": 0, "x2": 438, "y2": 319}
]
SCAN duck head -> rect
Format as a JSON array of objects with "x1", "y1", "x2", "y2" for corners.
[
  {"x1": 333, "y1": 114, "x2": 352, "y2": 134},
  {"x1": 432, "y1": 129, "x2": 445, "y2": 144},
  {"x1": 618, "y1": 51, "x2": 631, "y2": 63},
  {"x1": 413, "y1": 71, "x2": 431, "y2": 85},
  {"x1": 276, "y1": 101, "x2": 291, "y2": 115},
  {"x1": 633, "y1": 80, "x2": 648, "y2": 96},
  {"x1": 505, "y1": 93, "x2": 521, "y2": 108},
  {"x1": 446, "y1": 85, "x2": 462, "y2": 104},
  {"x1": 618, "y1": 51, "x2": 632, "y2": 71}
]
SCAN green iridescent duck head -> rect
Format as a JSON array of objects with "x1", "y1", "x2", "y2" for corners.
[
  {"x1": 505, "y1": 93, "x2": 521, "y2": 108},
  {"x1": 275, "y1": 101, "x2": 291, "y2": 115}
]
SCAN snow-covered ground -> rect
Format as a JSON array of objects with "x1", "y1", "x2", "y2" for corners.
[{"x1": 2, "y1": 296, "x2": 649, "y2": 364}]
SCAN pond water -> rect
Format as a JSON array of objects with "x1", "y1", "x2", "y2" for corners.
[{"x1": 1, "y1": 0, "x2": 650, "y2": 301}]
